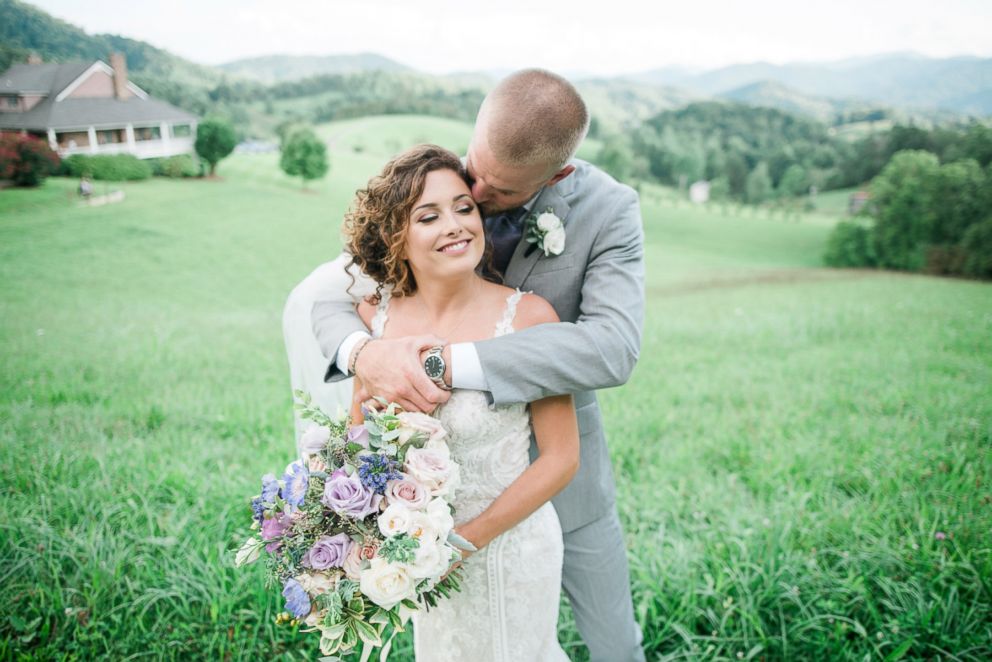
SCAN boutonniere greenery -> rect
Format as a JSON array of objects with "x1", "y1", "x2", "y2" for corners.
[{"x1": 524, "y1": 208, "x2": 565, "y2": 257}]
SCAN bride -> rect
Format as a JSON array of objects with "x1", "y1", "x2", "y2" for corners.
[{"x1": 343, "y1": 144, "x2": 579, "y2": 660}]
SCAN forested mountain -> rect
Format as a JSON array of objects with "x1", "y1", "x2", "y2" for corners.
[
  {"x1": 217, "y1": 53, "x2": 410, "y2": 84},
  {"x1": 630, "y1": 53, "x2": 992, "y2": 115}
]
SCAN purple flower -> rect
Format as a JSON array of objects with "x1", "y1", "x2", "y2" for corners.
[
  {"x1": 282, "y1": 578, "x2": 311, "y2": 618},
  {"x1": 261, "y1": 512, "x2": 290, "y2": 552},
  {"x1": 358, "y1": 453, "x2": 402, "y2": 495},
  {"x1": 321, "y1": 468, "x2": 382, "y2": 519},
  {"x1": 304, "y1": 532, "x2": 353, "y2": 570},
  {"x1": 282, "y1": 462, "x2": 309, "y2": 509},
  {"x1": 260, "y1": 473, "x2": 280, "y2": 503},
  {"x1": 935, "y1": 531, "x2": 947, "y2": 540},
  {"x1": 347, "y1": 425, "x2": 370, "y2": 449},
  {"x1": 250, "y1": 496, "x2": 266, "y2": 525}
]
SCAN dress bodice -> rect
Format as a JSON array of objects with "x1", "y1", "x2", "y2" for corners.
[{"x1": 370, "y1": 289, "x2": 531, "y2": 522}]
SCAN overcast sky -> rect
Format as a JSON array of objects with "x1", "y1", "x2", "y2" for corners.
[{"x1": 26, "y1": 0, "x2": 992, "y2": 75}]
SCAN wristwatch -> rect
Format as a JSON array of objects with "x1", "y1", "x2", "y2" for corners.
[{"x1": 423, "y1": 346, "x2": 452, "y2": 390}]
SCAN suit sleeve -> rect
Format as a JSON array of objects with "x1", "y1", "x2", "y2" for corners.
[
  {"x1": 474, "y1": 187, "x2": 645, "y2": 406},
  {"x1": 309, "y1": 255, "x2": 377, "y2": 383}
]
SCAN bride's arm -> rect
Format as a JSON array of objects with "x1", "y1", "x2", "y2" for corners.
[
  {"x1": 455, "y1": 392, "x2": 579, "y2": 554},
  {"x1": 454, "y1": 294, "x2": 580, "y2": 553}
]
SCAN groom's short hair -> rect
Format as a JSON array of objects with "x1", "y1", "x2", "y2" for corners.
[{"x1": 478, "y1": 69, "x2": 589, "y2": 174}]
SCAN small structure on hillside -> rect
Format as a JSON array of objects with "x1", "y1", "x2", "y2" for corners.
[
  {"x1": 0, "y1": 54, "x2": 198, "y2": 159},
  {"x1": 849, "y1": 190, "x2": 871, "y2": 215},
  {"x1": 689, "y1": 180, "x2": 710, "y2": 204}
]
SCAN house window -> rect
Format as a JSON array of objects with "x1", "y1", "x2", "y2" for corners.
[
  {"x1": 134, "y1": 126, "x2": 161, "y2": 142},
  {"x1": 171, "y1": 124, "x2": 191, "y2": 138},
  {"x1": 4, "y1": 96, "x2": 18, "y2": 108},
  {"x1": 97, "y1": 129, "x2": 123, "y2": 144}
]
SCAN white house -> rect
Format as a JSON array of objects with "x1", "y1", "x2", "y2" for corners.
[{"x1": 0, "y1": 54, "x2": 198, "y2": 159}]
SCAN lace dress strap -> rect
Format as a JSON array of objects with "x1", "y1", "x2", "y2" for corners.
[
  {"x1": 370, "y1": 290, "x2": 392, "y2": 339},
  {"x1": 493, "y1": 289, "x2": 528, "y2": 338}
]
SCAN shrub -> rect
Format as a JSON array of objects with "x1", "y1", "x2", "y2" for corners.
[
  {"x1": 157, "y1": 154, "x2": 201, "y2": 178},
  {"x1": 63, "y1": 154, "x2": 152, "y2": 181},
  {"x1": 869, "y1": 150, "x2": 940, "y2": 270},
  {"x1": 279, "y1": 128, "x2": 329, "y2": 188},
  {"x1": 0, "y1": 132, "x2": 60, "y2": 186},
  {"x1": 824, "y1": 219, "x2": 877, "y2": 268}
]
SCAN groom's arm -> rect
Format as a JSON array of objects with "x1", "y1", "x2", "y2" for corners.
[{"x1": 472, "y1": 187, "x2": 645, "y2": 406}]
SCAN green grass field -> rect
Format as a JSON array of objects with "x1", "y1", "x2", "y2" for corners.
[{"x1": 2, "y1": 115, "x2": 991, "y2": 661}]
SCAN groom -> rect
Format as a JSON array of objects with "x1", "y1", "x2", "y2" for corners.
[{"x1": 309, "y1": 69, "x2": 645, "y2": 661}]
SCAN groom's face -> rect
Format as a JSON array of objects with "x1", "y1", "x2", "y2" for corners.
[{"x1": 466, "y1": 134, "x2": 552, "y2": 216}]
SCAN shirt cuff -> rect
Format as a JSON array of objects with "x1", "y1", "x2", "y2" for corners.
[
  {"x1": 336, "y1": 330, "x2": 372, "y2": 375},
  {"x1": 451, "y1": 342, "x2": 488, "y2": 391}
]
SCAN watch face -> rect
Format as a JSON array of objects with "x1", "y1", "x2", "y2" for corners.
[{"x1": 425, "y1": 354, "x2": 445, "y2": 379}]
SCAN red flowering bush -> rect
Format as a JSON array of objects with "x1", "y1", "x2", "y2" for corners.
[{"x1": 0, "y1": 132, "x2": 61, "y2": 187}]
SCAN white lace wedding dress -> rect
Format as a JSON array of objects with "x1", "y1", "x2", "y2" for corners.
[{"x1": 370, "y1": 289, "x2": 568, "y2": 662}]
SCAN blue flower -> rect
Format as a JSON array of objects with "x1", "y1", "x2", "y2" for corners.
[
  {"x1": 282, "y1": 462, "x2": 310, "y2": 509},
  {"x1": 250, "y1": 496, "x2": 266, "y2": 524},
  {"x1": 282, "y1": 578, "x2": 310, "y2": 618},
  {"x1": 260, "y1": 473, "x2": 280, "y2": 503},
  {"x1": 358, "y1": 453, "x2": 401, "y2": 495}
]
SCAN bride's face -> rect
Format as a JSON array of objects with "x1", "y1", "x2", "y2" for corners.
[{"x1": 404, "y1": 168, "x2": 485, "y2": 280}]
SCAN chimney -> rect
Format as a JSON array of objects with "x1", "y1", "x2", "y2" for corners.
[
  {"x1": 109, "y1": 52, "x2": 128, "y2": 99},
  {"x1": 27, "y1": 53, "x2": 42, "y2": 65}
]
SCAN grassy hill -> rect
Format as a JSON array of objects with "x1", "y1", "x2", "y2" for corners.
[{"x1": 2, "y1": 116, "x2": 990, "y2": 659}]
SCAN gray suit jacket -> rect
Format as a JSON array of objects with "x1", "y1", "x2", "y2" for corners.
[{"x1": 312, "y1": 159, "x2": 645, "y2": 532}]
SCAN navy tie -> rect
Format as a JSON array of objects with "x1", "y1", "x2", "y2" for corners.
[{"x1": 485, "y1": 207, "x2": 528, "y2": 275}]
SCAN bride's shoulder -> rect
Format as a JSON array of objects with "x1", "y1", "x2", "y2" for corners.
[{"x1": 508, "y1": 291, "x2": 559, "y2": 329}]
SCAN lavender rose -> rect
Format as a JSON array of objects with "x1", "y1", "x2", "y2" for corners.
[
  {"x1": 299, "y1": 423, "x2": 331, "y2": 455},
  {"x1": 303, "y1": 533, "x2": 353, "y2": 570},
  {"x1": 347, "y1": 425, "x2": 370, "y2": 449},
  {"x1": 321, "y1": 468, "x2": 382, "y2": 519},
  {"x1": 261, "y1": 512, "x2": 290, "y2": 552}
]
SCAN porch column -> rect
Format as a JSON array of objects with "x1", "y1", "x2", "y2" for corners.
[
  {"x1": 125, "y1": 123, "x2": 136, "y2": 153},
  {"x1": 46, "y1": 128, "x2": 57, "y2": 151},
  {"x1": 88, "y1": 126, "x2": 98, "y2": 154},
  {"x1": 160, "y1": 121, "x2": 171, "y2": 155}
]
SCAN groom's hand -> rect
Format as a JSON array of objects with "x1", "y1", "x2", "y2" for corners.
[{"x1": 352, "y1": 335, "x2": 451, "y2": 412}]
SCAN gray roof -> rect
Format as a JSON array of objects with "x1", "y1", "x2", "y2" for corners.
[
  {"x1": 0, "y1": 61, "x2": 198, "y2": 131},
  {"x1": 0, "y1": 61, "x2": 92, "y2": 94}
]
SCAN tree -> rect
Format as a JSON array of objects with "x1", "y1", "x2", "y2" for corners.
[
  {"x1": 745, "y1": 162, "x2": 773, "y2": 204},
  {"x1": 596, "y1": 138, "x2": 633, "y2": 182},
  {"x1": 778, "y1": 164, "x2": 811, "y2": 198},
  {"x1": 280, "y1": 128, "x2": 329, "y2": 189},
  {"x1": 194, "y1": 118, "x2": 236, "y2": 176},
  {"x1": 869, "y1": 150, "x2": 940, "y2": 270}
]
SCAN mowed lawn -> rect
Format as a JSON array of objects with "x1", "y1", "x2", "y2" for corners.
[{"x1": 1, "y1": 115, "x2": 991, "y2": 660}]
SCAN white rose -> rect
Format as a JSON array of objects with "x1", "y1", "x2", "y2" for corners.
[
  {"x1": 406, "y1": 512, "x2": 440, "y2": 543},
  {"x1": 536, "y1": 212, "x2": 561, "y2": 232},
  {"x1": 384, "y1": 473, "x2": 431, "y2": 510},
  {"x1": 396, "y1": 412, "x2": 447, "y2": 445},
  {"x1": 299, "y1": 423, "x2": 331, "y2": 456},
  {"x1": 405, "y1": 536, "x2": 443, "y2": 579},
  {"x1": 542, "y1": 226, "x2": 566, "y2": 256},
  {"x1": 295, "y1": 571, "x2": 339, "y2": 596},
  {"x1": 378, "y1": 502, "x2": 414, "y2": 538},
  {"x1": 360, "y1": 558, "x2": 416, "y2": 610},
  {"x1": 404, "y1": 446, "x2": 459, "y2": 497},
  {"x1": 425, "y1": 498, "x2": 455, "y2": 539}
]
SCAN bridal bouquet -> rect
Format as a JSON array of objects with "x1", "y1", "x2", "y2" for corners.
[{"x1": 235, "y1": 392, "x2": 468, "y2": 659}]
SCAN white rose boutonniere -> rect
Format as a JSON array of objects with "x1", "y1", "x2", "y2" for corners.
[{"x1": 525, "y1": 207, "x2": 565, "y2": 257}]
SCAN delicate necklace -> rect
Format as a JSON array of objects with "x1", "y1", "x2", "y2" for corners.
[{"x1": 417, "y1": 279, "x2": 480, "y2": 339}]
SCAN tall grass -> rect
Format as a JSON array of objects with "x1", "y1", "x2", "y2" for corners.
[{"x1": 1, "y1": 116, "x2": 990, "y2": 660}]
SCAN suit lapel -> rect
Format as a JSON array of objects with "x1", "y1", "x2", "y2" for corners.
[{"x1": 504, "y1": 184, "x2": 572, "y2": 287}]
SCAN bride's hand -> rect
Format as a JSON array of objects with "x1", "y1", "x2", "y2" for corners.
[{"x1": 352, "y1": 335, "x2": 451, "y2": 412}]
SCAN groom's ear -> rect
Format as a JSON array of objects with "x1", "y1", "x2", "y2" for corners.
[{"x1": 545, "y1": 165, "x2": 575, "y2": 188}]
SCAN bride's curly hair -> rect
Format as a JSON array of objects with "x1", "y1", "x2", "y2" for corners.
[{"x1": 342, "y1": 144, "x2": 496, "y2": 302}]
